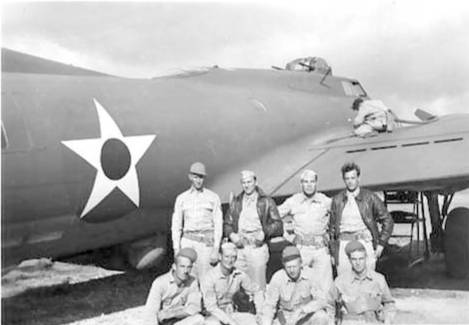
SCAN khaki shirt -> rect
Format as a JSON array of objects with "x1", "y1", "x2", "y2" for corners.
[
  {"x1": 331, "y1": 269, "x2": 395, "y2": 318},
  {"x1": 239, "y1": 192, "x2": 263, "y2": 235},
  {"x1": 278, "y1": 192, "x2": 331, "y2": 237},
  {"x1": 340, "y1": 189, "x2": 368, "y2": 234},
  {"x1": 201, "y1": 264, "x2": 263, "y2": 323},
  {"x1": 144, "y1": 271, "x2": 202, "y2": 325},
  {"x1": 172, "y1": 187, "x2": 222, "y2": 252},
  {"x1": 263, "y1": 267, "x2": 328, "y2": 323}
]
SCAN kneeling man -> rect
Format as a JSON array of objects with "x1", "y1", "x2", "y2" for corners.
[
  {"x1": 331, "y1": 240, "x2": 396, "y2": 324},
  {"x1": 262, "y1": 246, "x2": 332, "y2": 325},
  {"x1": 201, "y1": 242, "x2": 264, "y2": 325},
  {"x1": 144, "y1": 247, "x2": 204, "y2": 325}
]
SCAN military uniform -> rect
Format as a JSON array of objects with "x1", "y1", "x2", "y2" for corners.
[
  {"x1": 331, "y1": 269, "x2": 395, "y2": 324},
  {"x1": 144, "y1": 274, "x2": 203, "y2": 325},
  {"x1": 278, "y1": 192, "x2": 333, "y2": 293},
  {"x1": 145, "y1": 248, "x2": 204, "y2": 325},
  {"x1": 331, "y1": 188, "x2": 390, "y2": 275},
  {"x1": 201, "y1": 263, "x2": 263, "y2": 325},
  {"x1": 172, "y1": 187, "x2": 222, "y2": 277},
  {"x1": 262, "y1": 246, "x2": 331, "y2": 325}
]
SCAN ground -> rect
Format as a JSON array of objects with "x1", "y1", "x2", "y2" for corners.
[{"x1": 2, "y1": 242, "x2": 469, "y2": 325}]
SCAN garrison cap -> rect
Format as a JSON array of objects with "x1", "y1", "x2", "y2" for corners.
[
  {"x1": 300, "y1": 169, "x2": 317, "y2": 181},
  {"x1": 282, "y1": 245, "x2": 301, "y2": 263},
  {"x1": 345, "y1": 240, "x2": 366, "y2": 257},
  {"x1": 240, "y1": 170, "x2": 256, "y2": 180},
  {"x1": 221, "y1": 241, "x2": 238, "y2": 252},
  {"x1": 176, "y1": 247, "x2": 198, "y2": 263},
  {"x1": 189, "y1": 162, "x2": 206, "y2": 176}
]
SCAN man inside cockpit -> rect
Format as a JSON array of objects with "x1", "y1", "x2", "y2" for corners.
[{"x1": 351, "y1": 98, "x2": 392, "y2": 137}]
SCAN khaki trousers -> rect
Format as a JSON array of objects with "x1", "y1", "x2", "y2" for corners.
[
  {"x1": 204, "y1": 312, "x2": 256, "y2": 325},
  {"x1": 180, "y1": 237, "x2": 215, "y2": 278},
  {"x1": 273, "y1": 309, "x2": 331, "y2": 325},
  {"x1": 299, "y1": 246, "x2": 333, "y2": 293},
  {"x1": 235, "y1": 244, "x2": 269, "y2": 289}
]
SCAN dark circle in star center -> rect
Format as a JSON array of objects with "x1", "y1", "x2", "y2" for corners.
[{"x1": 101, "y1": 138, "x2": 131, "y2": 180}]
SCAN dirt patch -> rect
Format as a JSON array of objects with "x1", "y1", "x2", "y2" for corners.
[{"x1": 2, "y1": 259, "x2": 122, "y2": 298}]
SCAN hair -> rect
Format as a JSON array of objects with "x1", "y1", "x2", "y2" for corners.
[
  {"x1": 352, "y1": 97, "x2": 364, "y2": 111},
  {"x1": 300, "y1": 169, "x2": 318, "y2": 182},
  {"x1": 341, "y1": 162, "x2": 361, "y2": 177},
  {"x1": 175, "y1": 254, "x2": 193, "y2": 266}
]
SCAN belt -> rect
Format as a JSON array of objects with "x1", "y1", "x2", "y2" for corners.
[
  {"x1": 183, "y1": 231, "x2": 214, "y2": 246},
  {"x1": 342, "y1": 311, "x2": 378, "y2": 322},
  {"x1": 239, "y1": 230, "x2": 264, "y2": 247},
  {"x1": 295, "y1": 233, "x2": 326, "y2": 248},
  {"x1": 339, "y1": 230, "x2": 372, "y2": 242}
]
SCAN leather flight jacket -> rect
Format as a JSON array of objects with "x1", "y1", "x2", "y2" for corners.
[
  {"x1": 223, "y1": 187, "x2": 283, "y2": 241},
  {"x1": 329, "y1": 188, "x2": 394, "y2": 262}
]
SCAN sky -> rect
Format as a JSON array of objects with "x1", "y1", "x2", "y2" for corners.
[{"x1": 2, "y1": 0, "x2": 469, "y2": 119}]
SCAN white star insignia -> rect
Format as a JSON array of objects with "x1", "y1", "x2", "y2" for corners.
[{"x1": 62, "y1": 99, "x2": 156, "y2": 218}]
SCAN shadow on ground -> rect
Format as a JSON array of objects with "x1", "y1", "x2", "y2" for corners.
[
  {"x1": 377, "y1": 242, "x2": 469, "y2": 290},
  {"x1": 1, "y1": 255, "x2": 171, "y2": 325}
]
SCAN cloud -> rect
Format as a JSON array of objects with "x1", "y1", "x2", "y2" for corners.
[{"x1": 2, "y1": 1, "x2": 469, "y2": 116}]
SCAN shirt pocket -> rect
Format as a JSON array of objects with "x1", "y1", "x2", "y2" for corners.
[
  {"x1": 290, "y1": 205, "x2": 307, "y2": 217},
  {"x1": 295, "y1": 290, "x2": 313, "y2": 307},
  {"x1": 199, "y1": 200, "x2": 214, "y2": 212}
]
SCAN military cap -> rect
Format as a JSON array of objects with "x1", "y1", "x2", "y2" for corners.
[
  {"x1": 300, "y1": 169, "x2": 317, "y2": 181},
  {"x1": 189, "y1": 162, "x2": 206, "y2": 176},
  {"x1": 240, "y1": 170, "x2": 256, "y2": 180},
  {"x1": 345, "y1": 240, "x2": 366, "y2": 257},
  {"x1": 176, "y1": 247, "x2": 198, "y2": 263},
  {"x1": 282, "y1": 245, "x2": 301, "y2": 263},
  {"x1": 221, "y1": 241, "x2": 237, "y2": 252}
]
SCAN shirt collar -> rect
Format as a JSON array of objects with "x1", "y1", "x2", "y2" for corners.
[
  {"x1": 215, "y1": 264, "x2": 241, "y2": 279},
  {"x1": 243, "y1": 191, "x2": 258, "y2": 204},
  {"x1": 286, "y1": 268, "x2": 309, "y2": 283},
  {"x1": 352, "y1": 269, "x2": 373, "y2": 282},
  {"x1": 301, "y1": 192, "x2": 322, "y2": 203},
  {"x1": 189, "y1": 186, "x2": 204, "y2": 193},
  {"x1": 169, "y1": 270, "x2": 193, "y2": 286},
  {"x1": 169, "y1": 270, "x2": 180, "y2": 285},
  {"x1": 346, "y1": 187, "x2": 360, "y2": 199}
]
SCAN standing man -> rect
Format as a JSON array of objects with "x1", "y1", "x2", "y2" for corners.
[
  {"x1": 201, "y1": 242, "x2": 264, "y2": 325},
  {"x1": 262, "y1": 246, "x2": 332, "y2": 325},
  {"x1": 172, "y1": 162, "x2": 223, "y2": 277},
  {"x1": 330, "y1": 162, "x2": 394, "y2": 275},
  {"x1": 278, "y1": 169, "x2": 333, "y2": 293},
  {"x1": 144, "y1": 247, "x2": 205, "y2": 325},
  {"x1": 224, "y1": 170, "x2": 283, "y2": 289},
  {"x1": 330, "y1": 240, "x2": 395, "y2": 324}
]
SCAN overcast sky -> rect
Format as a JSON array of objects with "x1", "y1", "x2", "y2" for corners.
[{"x1": 2, "y1": 0, "x2": 469, "y2": 119}]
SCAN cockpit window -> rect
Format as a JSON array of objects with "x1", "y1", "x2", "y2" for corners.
[
  {"x1": 1, "y1": 122, "x2": 8, "y2": 149},
  {"x1": 341, "y1": 80, "x2": 367, "y2": 97}
]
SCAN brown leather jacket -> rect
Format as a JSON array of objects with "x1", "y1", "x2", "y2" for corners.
[
  {"x1": 223, "y1": 187, "x2": 283, "y2": 240},
  {"x1": 329, "y1": 188, "x2": 393, "y2": 259}
]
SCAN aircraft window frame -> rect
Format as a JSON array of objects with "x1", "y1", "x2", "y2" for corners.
[
  {"x1": 1, "y1": 122, "x2": 8, "y2": 149},
  {"x1": 341, "y1": 80, "x2": 367, "y2": 97}
]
